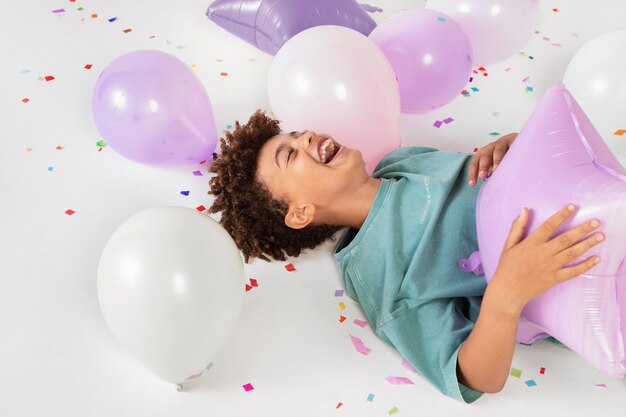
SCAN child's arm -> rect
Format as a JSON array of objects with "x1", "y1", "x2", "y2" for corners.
[
  {"x1": 468, "y1": 133, "x2": 518, "y2": 187},
  {"x1": 457, "y1": 204, "x2": 604, "y2": 393}
]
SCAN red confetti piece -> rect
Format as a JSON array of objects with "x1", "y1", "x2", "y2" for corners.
[
  {"x1": 250, "y1": 278, "x2": 258, "y2": 287},
  {"x1": 45, "y1": 75, "x2": 55, "y2": 81},
  {"x1": 195, "y1": 205, "x2": 206, "y2": 212},
  {"x1": 84, "y1": 64, "x2": 92, "y2": 70},
  {"x1": 245, "y1": 284, "x2": 253, "y2": 292},
  {"x1": 220, "y1": 72, "x2": 228, "y2": 76},
  {"x1": 540, "y1": 367, "x2": 546, "y2": 374},
  {"x1": 285, "y1": 263, "x2": 296, "y2": 272},
  {"x1": 26, "y1": 147, "x2": 33, "y2": 152},
  {"x1": 614, "y1": 129, "x2": 625, "y2": 136},
  {"x1": 65, "y1": 209, "x2": 75, "y2": 216},
  {"x1": 199, "y1": 159, "x2": 207, "y2": 165},
  {"x1": 22, "y1": 98, "x2": 29, "y2": 103},
  {"x1": 336, "y1": 402, "x2": 343, "y2": 409},
  {"x1": 148, "y1": 35, "x2": 156, "y2": 39},
  {"x1": 478, "y1": 66, "x2": 486, "y2": 71},
  {"x1": 123, "y1": 28, "x2": 132, "y2": 33},
  {"x1": 55, "y1": 145, "x2": 63, "y2": 150},
  {"x1": 552, "y1": 8, "x2": 559, "y2": 12},
  {"x1": 473, "y1": 147, "x2": 479, "y2": 153},
  {"x1": 339, "y1": 315, "x2": 347, "y2": 323},
  {"x1": 242, "y1": 383, "x2": 254, "y2": 392}
]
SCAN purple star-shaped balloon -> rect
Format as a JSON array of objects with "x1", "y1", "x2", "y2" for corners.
[
  {"x1": 476, "y1": 84, "x2": 626, "y2": 377},
  {"x1": 206, "y1": 0, "x2": 377, "y2": 55}
]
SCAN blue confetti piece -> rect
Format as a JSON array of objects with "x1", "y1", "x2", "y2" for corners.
[
  {"x1": 367, "y1": 393, "x2": 375, "y2": 402},
  {"x1": 226, "y1": 124, "x2": 233, "y2": 130},
  {"x1": 470, "y1": 87, "x2": 479, "y2": 92},
  {"x1": 20, "y1": 69, "x2": 31, "y2": 75},
  {"x1": 525, "y1": 379, "x2": 537, "y2": 387},
  {"x1": 437, "y1": 16, "x2": 446, "y2": 22},
  {"x1": 180, "y1": 190, "x2": 190, "y2": 196},
  {"x1": 176, "y1": 45, "x2": 185, "y2": 50},
  {"x1": 48, "y1": 167, "x2": 54, "y2": 172},
  {"x1": 108, "y1": 17, "x2": 118, "y2": 22},
  {"x1": 492, "y1": 111, "x2": 501, "y2": 117}
]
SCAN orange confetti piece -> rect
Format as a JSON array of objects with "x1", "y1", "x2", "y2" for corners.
[
  {"x1": 339, "y1": 315, "x2": 347, "y2": 323},
  {"x1": 65, "y1": 209, "x2": 75, "y2": 216},
  {"x1": 614, "y1": 129, "x2": 625, "y2": 136},
  {"x1": 91, "y1": 13, "x2": 98, "y2": 18},
  {"x1": 55, "y1": 145, "x2": 63, "y2": 150},
  {"x1": 123, "y1": 28, "x2": 132, "y2": 33},
  {"x1": 195, "y1": 205, "x2": 206, "y2": 212},
  {"x1": 220, "y1": 72, "x2": 228, "y2": 76},
  {"x1": 285, "y1": 263, "x2": 296, "y2": 272}
]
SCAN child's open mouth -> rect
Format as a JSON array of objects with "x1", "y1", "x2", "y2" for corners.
[{"x1": 319, "y1": 138, "x2": 341, "y2": 164}]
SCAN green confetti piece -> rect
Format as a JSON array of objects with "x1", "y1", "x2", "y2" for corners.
[
  {"x1": 389, "y1": 406, "x2": 399, "y2": 415},
  {"x1": 489, "y1": 132, "x2": 501, "y2": 136},
  {"x1": 96, "y1": 139, "x2": 107, "y2": 148},
  {"x1": 510, "y1": 367, "x2": 522, "y2": 378},
  {"x1": 529, "y1": 56, "x2": 534, "y2": 60},
  {"x1": 77, "y1": 7, "x2": 84, "y2": 11}
]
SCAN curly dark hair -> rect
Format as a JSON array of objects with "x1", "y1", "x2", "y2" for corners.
[{"x1": 208, "y1": 110, "x2": 340, "y2": 262}]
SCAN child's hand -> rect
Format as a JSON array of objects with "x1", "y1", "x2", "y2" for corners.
[
  {"x1": 468, "y1": 133, "x2": 517, "y2": 186},
  {"x1": 488, "y1": 204, "x2": 604, "y2": 315}
]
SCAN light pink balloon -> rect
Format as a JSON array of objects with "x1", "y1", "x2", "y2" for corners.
[
  {"x1": 476, "y1": 84, "x2": 626, "y2": 377},
  {"x1": 268, "y1": 25, "x2": 401, "y2": 173},
  {"x1": 426, "y1": 0, "x2": 540, "y2": 65},
  {"x1": 370, "y1": 8, "x2": 473, "y2": 114}
]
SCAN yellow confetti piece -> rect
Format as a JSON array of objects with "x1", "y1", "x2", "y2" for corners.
[
  {"x1": 510, "y1": 367, "x2": 522, "y2": 378},
  {"x1": 338, "y1": 302, "x2": 346, "y2": 311},
  {"x1": 389, "y1": 406, "x2": 399, "y2": 415}
]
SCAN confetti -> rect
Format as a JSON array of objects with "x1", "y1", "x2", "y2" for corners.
[
  {"x1": 367, "y1": 393, "x2": 375, "y2": 402},
  {"x1": 285, "y1": 263, "x2": 296, "y2": 272},
  {"x1": 489, "y1": 132, "x2": 501, "y2": 137},
  {"x1": 220, "y1": 72, "x2": 228, "y2": 76},
  {"x1": 443, "y1": 117, "x2": 454, "y2": 124},
  {"x1": 334, "y1": 289, "x2": 344, "y2": 297},
  {"x1": 525, "y1": 85, "x2": 534, "y2": 93},
  {"x1": 245, "y1": 284, "x2": 253, "y2": 292},
  {"x1": 385, "y1": 376, "x2": 414, "y2": 385},
  {"x1": 180, "y1": 190, "x2": 190, "y2": 196},
  {"x1": 48, "y1": 167, "x2": 54, "y2": 172},
  {"x1": 433, "y1": 120, "x2": 443, "y2": 128},
  {"x1": 123, "y1": 28, "x2": 132, "y2": 33},
  {"x1": 195, "y1": 205, "x2": 206, "y2": 212},
  {"x1": 492, "y1": 111, "x2": 501, "y2": 117},
  {"x1": 96, "y1": 139, "x2": 106, "y2": 147},
  {"x1": 84, "y1": 64, "x2": 93, "y2": 70},
  {"x1": 55, "y1": 145, "x2": 63, "y2": 150},
  {"x1": 595, "y1": 383, "x2": 607, "y2": 388},
  {"x1": 552, "y1": 8, "x2": 559, "y2": 12},
  {"x1": 22, "y1": 98, "x2": 29, "y2": 103},
  {"x1": 338, "y1": 302, "x2": 346, "y2": 311},
  {"x1": 242, "y1": 383, "x2": 254, "y2": 392},
  {"x1": 176, "y1": 45, "x2": 185, "y2": 50},
  {"x1": 470, "y1": 87, "x2": 479, "y2": 92},
  {"x1": 20, "y1": 69, "x2": 31, "y2": 75},
  {"x1": 91, "y1": 13, "x2": 98, "y2": 18},
  {"x1": 525, "y1": 379, "x2": 537, "y2": 387},
  {"x1": 388, "y1": 406, "x2": 399, "y2": 415},
  {"x1": 108, "y1": 17, "x2": 118, "y2": 22},
  {"x1": 437, "y1": 16, "x2": 446, "y2": 22},
  {"x1": 539, "y1": 367, "x2": 546, "y2": 375},
  {"x1": 353, "y1": 319, "x2": 367, "y2": 328},
  {"x1": 65, "y1": 209, "x2": 75, "y2": 216},
  {"x1": 614, "y1": 129, "x2": 625, "y2": 136},
  {"x1": 339, "y1": 315, "x2": 347, "y2": 323},
  {"x1": 212, "y1": 152, "x2": 218, "y2": 161},
  {"x1": 52, "y1": 9, "x2": 65, "y2": 14},
  {"x1": 510, "y1": 367, "x2": 522, "y2": 378},
  {"x1": 336, "y1": 402, "x2": 343, "y2": 409},
  {"x1": 250, "y1": 278, "x2": 258, "y2": 287},
  {"x1": 226, "y1": 124, "x2": 233, "y2": 130},
  {"x1": 402, "y1": 358, "x2": 418, "y2": 373},
  {"x1": 26, "y1": 147, "x2": 33, "y2": 152},
  {"x1": 192, "y1": 170, "x2": 202, "y2": 176},
  {"x1": 45, "y1": 75, "x2": 55, "y2": 82},
  {"x1": 349, "y1": 335, "x2": 371, "y2": 356}
]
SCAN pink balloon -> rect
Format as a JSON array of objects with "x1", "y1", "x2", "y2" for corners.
[
  {"x1": 369, "y1": 8, "x2": 473, "y2": 114},
  {"x1": 476, "y1": 84, "x2": 626, "y2": 376},
  {"x1": 92, "y1": 50, "x2": 217, "y2": 166},
  {"x1": 268, "y1": 26, "x2": 401, "y2": 173}
]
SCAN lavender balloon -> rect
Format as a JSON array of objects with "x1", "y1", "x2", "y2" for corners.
[
  {"x1": 476, "y1": 84, "x2": 626, "y2": 377},
  {"x1": 92, "y1": 50, "x2": 217, "y2": 166},
  {"x1": 206, "y1": 0, "x2": 377, "y2": 55},
  {"x1": 369, "y1": 9, "x2": 473, "y2": 114}
]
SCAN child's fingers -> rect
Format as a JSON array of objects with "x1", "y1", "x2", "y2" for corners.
[
  {"x1": 554, "y1": 230, "x2": 604, "y2": 267},
  {"x1": 547, "y1": 218, "x2": 602, "y2": 254},
  {"x1": 555, "y1": 255, "x2": 601, "y2": 283},
  {"x1": 529, "y1": 204, "x2": 577, "y2": 243},
  {"x1": 503, "y1": 207, "x2": 529, "y2": 250},
  {"x1": 492, "y1": 145, "x2": 508, "y2": 171},
  {"x1": 477, "y1": 154, "x2": 493, "y2": 179},
  {"x1": 468, "y1": 155, "x2": 480, "y2": 186}
]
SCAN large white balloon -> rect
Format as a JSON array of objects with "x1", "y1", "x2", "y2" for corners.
[
  {"x1": 97, "y1": 207, "x2": 245, "y2": 386},
  {"x1": 426, "y1": 0, "x2": 540, "y2": 65},
  {"x1": 564, "y1": 30, "x2": 626, "y2": 166},
  {"x1": 268, "y1": 25, "x2": 401, "y2": 174}
]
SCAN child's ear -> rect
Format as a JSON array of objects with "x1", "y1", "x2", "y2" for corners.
[{"x1": 285, "y1": 204, "x2": 316, "y2": 229}]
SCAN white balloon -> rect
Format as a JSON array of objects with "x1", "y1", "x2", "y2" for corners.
[
  {"x1": 426, "y1": 0, "x2": 540, "y2": 65},
  {"x1": 564, "y1": 30, "x2": 626, "y2": 167},
  {"x1": 97, "y1": 207, "x2": 244, "y2": 385}
]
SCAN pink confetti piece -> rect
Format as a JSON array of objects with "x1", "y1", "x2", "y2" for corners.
[
  {"x1": 336, "y1": 402, "x2": 343, "y2": 409},
  {"x1": 385, "y1": 376, "x2": 414, "y2": 385},
  {"x1": 522, "y1": 76, "x2": 530, "y2": 82},
  {"x1": 52, "y1": 9, "x2": 65, "y2": 14},
  {"x1": 349, "y1": 334, "x2": 371, "y2": 356},
  {"x1": 192, "y1": 170, "x2": 202, "y2": 176},
  {"x1": 595, "y1": 383, "x2": 607, "y2": 389},
  {"x1": 353, "y1": 319, "x2": 367, "y2": 328},
  {"x1": 242, "y1": 383, "x2": 254, "y2": 392},
  {"x1": 402, "y1": 358, "x2": 418, "y2": 373},
  {"x1": 443, "y1": 117, "x2": 454, "y2": 124},
  {"x1": 433, "y1": 120, "x2": 443, "y2": 128}
]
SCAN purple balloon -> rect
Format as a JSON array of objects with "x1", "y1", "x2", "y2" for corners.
[
  {"x1": 476, "y1": 84, "x2": 626, "y2": 376},
  {"x1": 369, "y1": 9, "x2": 473, "y2": 114},
  {"x1": 92, "y1": 50, "x2": 217, "y2": 166},
  {"x1": 206, "y1": 0, "x2": 377, "y2": 55}
]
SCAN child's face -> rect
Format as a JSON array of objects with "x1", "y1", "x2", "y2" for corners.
[{"x1": 256, "y1": 130, "x2": 369, "y2": 227}]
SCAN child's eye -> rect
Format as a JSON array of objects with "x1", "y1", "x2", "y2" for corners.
[{"x1": 287, "y1": 149, "x2": 294, "y2": 161}]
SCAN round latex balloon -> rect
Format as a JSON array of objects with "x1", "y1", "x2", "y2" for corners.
[
  {"x1": 425, "y1": 0, "x2": 540, "y2": 65},
  {"x1": 369, "y1": 8, "x2": 473, "y2": 113},
  {"x1": 205, "y1": 0, "x2": 376, "y2": 55},
  {"x1": 268, "y1": 25, "x2": 401, "y2": 173},
  {"x1": 564, "y1": 30, "x2": 626, "y2": 166},
  {"x1": 92, "y1": 50, "x2": 217, "y2": 166},
  {"x1": 97, "y1": 207, "x2": 245, "y2": 385},
  {"x1": 476, "y1": 84, "x2": 626, "y2": 377}
]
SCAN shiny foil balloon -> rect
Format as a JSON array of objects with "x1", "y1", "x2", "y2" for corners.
[
  {"x1": 476, "y1": 84, "x2": 626, "y2": 377},
  {"x1": 268, "y1": 25, "x2": 401, "y2": 174},
  {"x1": 369, "y1": 8, "x2": 473, "y2": 113},
  {"x1": 98, "y1": 207, "x2": 245, "y2": 385},
  {"x1": 205, "y1": 0, "x2": 377, "y2": 55},
  {"x1": 426, "y1": 0, "x2": 540, "y2": 65},
  {"x1": 92, "y1": 50, "x2": 217, "y2": 166}
]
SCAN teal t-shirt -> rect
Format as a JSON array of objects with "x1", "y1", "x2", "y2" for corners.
[{"x1": 334, "y1": 146, "x2": 487, "y2": 403}]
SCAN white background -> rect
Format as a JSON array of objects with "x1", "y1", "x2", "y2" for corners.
[{"x1": 1, "y1": 0, "x2": 625, "y2": 416}]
